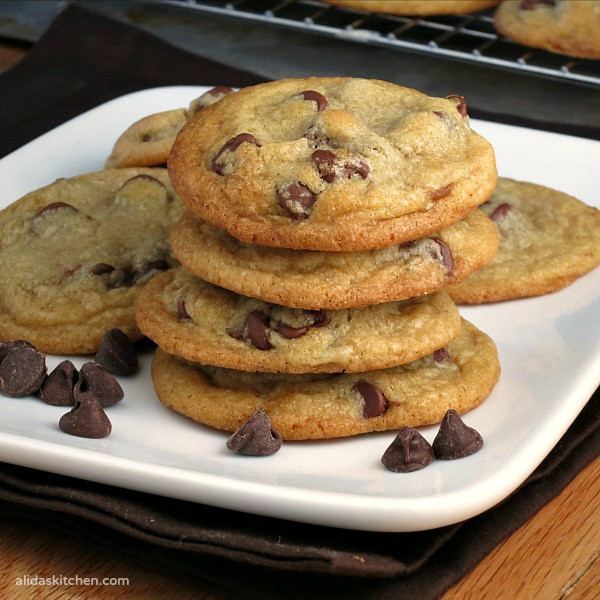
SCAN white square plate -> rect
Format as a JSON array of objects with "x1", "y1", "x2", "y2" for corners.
[{"x1": 0, "y1": 87, "x2": 598, "y2": 532}]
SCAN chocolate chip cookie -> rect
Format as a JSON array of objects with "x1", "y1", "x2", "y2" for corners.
[
  {"x1": 168, "y1": 77, "x2": 497, "y2": 251},
  {"x1": 170, "y1": 208, "x2": 498, "y2": 310},
  {"x1": 0, "y1": 169, "x2": 184, "y2": 354},
  {"x1": 136, "y1": 268, "x2": 462, "y2": 373},
  {"x1": 494, "y1": 0, "x2": 600, "y2": 59},
  {"x1": 323, "y1": 1, "x2": 500, "y2": 16},
  {"x1": 447, "y1": 178, "x2": 600, "y2": 303},
  {"x1": 105, "y1": 87, "x2": 234, "y2": 168},
  {"x1": 151, "y1": 319, "x2": 500, "y2": 440}
]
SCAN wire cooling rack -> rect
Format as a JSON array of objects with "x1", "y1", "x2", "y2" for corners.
[{"x1": 160, "y1": 0, "x2": 600, "y2": 86}]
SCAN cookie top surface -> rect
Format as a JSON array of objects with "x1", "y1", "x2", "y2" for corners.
[
  {"x1": 171, "y1": 208, "x2": 499, "y2": 309},
  {"x1": 494, "y1": 0, "x2": 600, "y2": 60},
  {"x1": 136, "y1": 268, "x2": 461, "y2": 373},
  {"x1": 0, "y1": 169, "x2": 184, "y2": 354},
  {"x1": 447, "y1": 177, "x2": 600, "y2": 303},
  {"x1": 323, "y1": 1, "x2": 500, "y2": 16},
  {"x1": 151, "y1": 319, "x2": 500, "y2": 440},
  {"x1": 168, "y1": 77, "x2": 497, "y2": 251},
  {"x1": 105, "y1": 87, "x2": 234, "y2": 169}
]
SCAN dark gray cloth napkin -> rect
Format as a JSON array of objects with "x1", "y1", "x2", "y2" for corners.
[{"x1": 0, "y1": 5, "x2": 598, "y2": 599}]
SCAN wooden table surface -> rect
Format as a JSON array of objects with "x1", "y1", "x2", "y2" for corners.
[{"x1": 0, "y1": 41, "x2": 598, "y2": 600}]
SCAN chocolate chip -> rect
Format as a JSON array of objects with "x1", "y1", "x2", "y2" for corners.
[
  {"x1": 95, "y1": 329, "x2": 138, "y2": 376},
  {"x1": 308, "y1": 310, "x2": 331, "y2": 327},
  {"x1": 304, "y1": 125, "x2": 329, "y2": 149},
  {"x1": 312, "y1": 149, "x2": 337, "y2": 183},
  {"x1": 141, "y1": 133, "x2": 152, "y2": 142},
  {"x1": 521, "y1": 0, "x2": 555, "y2": 9},
  {"x1": 59, "y1": 393, "x2": 112, "y2": 439},
  {"x1": 433, "y1": 347, "x2": 450, "y2": 362},
  {"x1": 209, "y1": 85, "x2": 234, "y2": 96},
  {"x1": 430, "y1": 184, "x2": 454, "y2": 201},
  {"x1": 489, "y1": 203, "x2": 512, "y2": 222},
  {"x1": 211, "y1": 133, "x2": 261, "y2": 175},
  {"x1": 105, "y1": 267, "x2": 135, "y2": 289},
  {"x1": 432, "y1": 409, "x2": 483, "y2": 459},
  {"x1": 119, "y1": 174, "x2": 167, "y2": 191},
  {"x1": 190, "y1": 86, "x2": 234, "y2": 113},
  {"x1": 0, "y1": 341, "x2": 46, "y2": 397},
  {"x1": 354, "y1": 381, "x2": 388, "y2": 418},
  {"x1": 226, "y1": 408, "x2": 282, "y2": 456},
  {"x1": 39, "y1": 360, "x2": 78, "y2": 406},
  {"x1": 177, "y1": 296, "x2": 190, "y2": 320},
  {"x1": 275, "y1": 322, "x2": 310, "y2": 339},
  {"x1": 300, "y1": 90, "x2": 328, "y2": 112},
  {"x1": 245, "y1": 311, "x2": 273, "y2": 351},
  {"x1": 446, "y1": 95, "x2": 468, "y2": 117},
  {"x1": 77, "y1": 362, "x2": 123, "y2": 408},
  {"x1": 277, "y1": 182, "x2": 317, "y2": 219},
  {"x1": 341, "y1": 158, "x2": 370, "y2": 179},
  {"x1": 432, "y1": 238, "x2": 454, "y2": 274},
  {"x1": 381, "y1": 427, "x2": 434, "y2": 472},
  {"x1": 312, "y1": 150, "x2": 369, "y2": 182},
  {"x1": 90, "y1": 263, "x2": 115, "y2": 276},
  {"x1": 34, "y1": 202, "x2": 78, "y2": 218}
]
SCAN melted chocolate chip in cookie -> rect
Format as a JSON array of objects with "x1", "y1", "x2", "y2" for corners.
[
  {"x1": 226, "y1": 408, "x2": 282, "y2": 456},
  {"x1": 381, "y1": 427, "x2": 434, "y2": 473},
  {"x1": 277, "y1": 182, "x2": 317, "y2": 219},
  {"x1": 312, "y1": 150, "x2": 369, "y2": 183},
  {"x1": 489, "y1": 203, "x2": 512, "y2": 222},
  {"x1": 354, "y1": 381, "x2": 388, "y2": 418},
  {"x1": 446, "y1": 95, "x2": 468, "y2": 117},
  {"x1": 432, "y1": 238, "x2": 454, "y2": 274},
  {"x1": 300, "y1": 90, "x2": 328, "y2": 112},
  {"x1": 34, "y1": 202, "x2": 78, "y2": 219},
  {"x1": 211, "y1": 133, "x2": 261, "y2": 175},
  {"x1": 90, "y1": 263, "x2": 116, "y2": 276},
  {"x1": 245, "y1": 311, "x2": 273, "y2": 351}
]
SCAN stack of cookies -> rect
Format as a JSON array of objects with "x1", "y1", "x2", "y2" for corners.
[{"x1": 135, "y1": 77, "x2": 502, "y2": 441}]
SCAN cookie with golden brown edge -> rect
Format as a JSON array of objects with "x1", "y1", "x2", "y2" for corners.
[
  {"x1": 170, "y1": 208, "x2": 498, "y2": 310},
  {"x1": 447, "y1": 178, "x2": 600, "y2": 304},
  {"x1": 168, "y1": 77, "x2": 497, "y2": 251},
  {"x1": 324, "y1": 1, "x2": 500, "y2": 16},
  {"x1": 151, "y1": 319, "x2": 500, "y2": 440},
  {"x1": 494, "y1": 0, "x2": 600, "y2": 60},
  {"x1": 105, "y1": 87, "x2": 234, "y2": 168},
  {"x1": 0, "y1": 169, "x2": 184, "y2": 354},
  {"x1": 136, "y1": 268, "x2": 462, "y2": 373}
]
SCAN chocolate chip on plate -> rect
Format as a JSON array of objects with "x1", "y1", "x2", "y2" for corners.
[
  {"x1": 59, "y1": 392, "x2": 112, "y2": 439},
  {"x1": 432, "y1": 409, "x2": 483, "y2": 460},
  {"x1": 77, "y1": 362, "x2": 124, "y2": 408},
  {"x1": 39, "y1": 360, "x2": 79, "y2": 406},
  {"x1": 0, "y1": 340, "x2": 47, "y2": 397},
  {"x1": 381, "y1": 426, "x2": 434, "y2": 472},
  {"x1": 354, "y1": 381, "x2": 388, "y2": 418},
  {"x1": 276, "y1": 182, "x2": 317, "y2": 219},
  {"x1": 95, "y1": 329, "x2": 138, "y2": 376},
  {"x1": 226, "y1": 408, "x2": 283, "y2": 456}
]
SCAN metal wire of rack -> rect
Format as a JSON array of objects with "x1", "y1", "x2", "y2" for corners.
[{"x1": 159, "y1": 0, "x2": 600, "y2": 87}]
